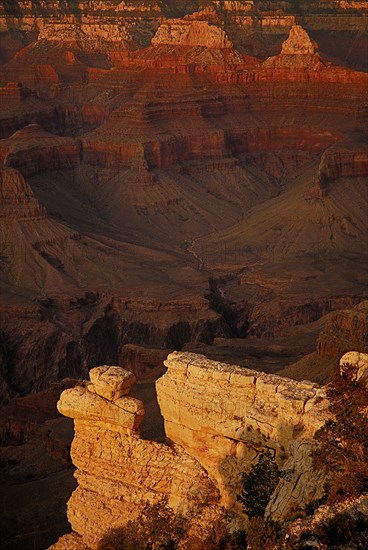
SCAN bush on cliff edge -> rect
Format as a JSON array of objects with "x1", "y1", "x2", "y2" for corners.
[
  {"x1": 237, "y1": 450, "x2": 282, "y2": 549},
  {"x1": 237, "y1": 450, "x2": 281, "y2": 519},
  {"x1": 313, "y1": 365, "x2": 368, "y2": 503},
  {"x1": 98, "y1": 497, "x2": 247, "y2": 549},
  {"x1": 98, "y1": 497, "x2": 185, "y2": 550}
]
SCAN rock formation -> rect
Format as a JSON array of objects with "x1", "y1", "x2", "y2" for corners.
[
  {"x1": 56, "y1": 361, "x2": 222, "y2": 549},
  {"x1": 0, "y1": 167, "x2": 46, "y2": 220},
  {"x1": 317, "y1": 301, "x2": 368, "y2": 358},
  {"x1": 0, "y1": 124, "x2": 80, "y2": 177},
  {"x1": 281, "y1": 25, "x2": 317, "y2": 55},
  {"x1": 152, "y1": 19, "x2": 233, "y2": 49},
  {"x1": 157, "y1": 352, "x2": 328, "y2": 520},
  {"x1": 54, "y1": 352, "x2": 334, "y2": 548},
  {"x1": 262, "y1": 23, "x2": 321, "y2": 70},
  {"x1": 1, "y1": 2, "x2": 367, "y2": 69}
]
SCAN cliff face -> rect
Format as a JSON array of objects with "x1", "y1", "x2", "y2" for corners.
[
  {"x1": 0, "y1": 166, "x2": 46, "y2": 220},
  {"x1": 157, "y1": 352, "x2": 328, "y2": 520},
  {"x1": 57, "y1": 361, "x2": 222, "y2": 549},
  {"x1": 0, "y1": 124, "x2": 80, "y2": 176},
  {"x1": 1, "y1": 2, "x2": 367, "y2": 68},
  {"x1": 317, "y1": 301, "x2": 368, "y2": 358},
  {"x1": 55, "y1": 352, "x2": 330, "y2": 548}
]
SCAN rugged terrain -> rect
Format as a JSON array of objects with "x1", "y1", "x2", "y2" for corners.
[
  {"x1": 55, "y1": 353, "x2": 329, "y2": 548},
  {"x1": 1, "y1": 5, "x2": 367, "y2": 550},
  {"x1": 0, "y1": 1, "x2": 367, "y2": 403},
  {"x1": 50, "y1": 349, "x2": 368, "y2": 549}
]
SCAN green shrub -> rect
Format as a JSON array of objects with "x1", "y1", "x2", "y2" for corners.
[
  {"x1": 238, "y1": 450, "x2": 281, "y2": 518},
  {"x1": 313, "y1": 368, "x2": 368, "y2": 502}
]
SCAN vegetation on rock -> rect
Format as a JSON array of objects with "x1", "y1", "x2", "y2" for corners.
[
  {"x1": 238, "y1": 450, "x2": 282, "y2": 519},
  {"x1": 98, "y1": 497, "x2": 246, "y2": 550},
  {"x1": 98, "y1": 497, "x2": 185, "y2": 550},
  {"x1": 313, "y1": 365, "x2": 368, "y2": 503}
]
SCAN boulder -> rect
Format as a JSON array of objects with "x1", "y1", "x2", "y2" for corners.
[{"x1": 89, "y1": 365, "x2": 136, "y2": 401}]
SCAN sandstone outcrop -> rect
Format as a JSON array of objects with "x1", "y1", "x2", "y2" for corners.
[
  {"x1": 88, "y1": 365, "x2": 136, "y2": 401},
  {"x1": 0, "y1": 167, "x2": 46, "y2": 220},
  {"x1": 259, "y1": 23, "x2": 367, "y2": 81},
  {"x1": 260, "y1": 23, "x2": 323, "y2": 73},
  {"x1": 56, "y1": 364, "x2": 222, "y2": 548},
  {"x1": 317, "y1": 301, "x2": 368, "y2": 358},
  {"x1": 152, "y1": 19, "x2": 232, "y2": 49},
  {"x1": 157, "y1": 352, "x2": 329, "y2": 519},
  {"x1": 281, "y1": 24, "x2": 317, "y2": 55},
  {"x1": 54, "y1": 352, "x2": 336, "y2": 548}
]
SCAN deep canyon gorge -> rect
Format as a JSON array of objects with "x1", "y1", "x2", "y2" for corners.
[{"x1": 0, "y1": 1, "x2": 367, "y2": 549}]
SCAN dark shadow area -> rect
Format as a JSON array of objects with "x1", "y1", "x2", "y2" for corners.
[
  {"x1": 0, "y1": 381, "x2": 78, "y2": 550},
  {"x1": 157, "y1": 0, "x2": 199, "y2": 18},
  {"x1": 59, "y1": 0, "x2": 82, "y2": 19},
  {"x1": 133, "y1": 382, "x2": 166, "y2": 442},
  {"x1": 0, "y1": 468, "x2": 77, "y2": 550},
  {"x1": 1, "y1": 1, "x2": 23, "y2": 18}
]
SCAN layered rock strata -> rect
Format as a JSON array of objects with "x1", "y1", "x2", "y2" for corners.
[
  {"x1": 57, "y1": 362, "x2": 222, "y2": 549},
  {"x1": 0, "y1": 167, "x2": 46, "y2": 220},
  {"x1": 0, "y1": 124, "x2": 80, "y2": 177},
  {"x1": 152, "y1": 19, "x2": 232, "y2": 48},
  {"x1": 1, "y1": 2, "x2": 367, "y2": 69},
  {"x1": 157, "y1": 352, "x2": 329, "y2": 520},
  {"x1": 317, "y1": 301, "x2": 368, "y2": 358},
  {"x1": 56, "y1": 352, "x2": 332, "y2": 548}
]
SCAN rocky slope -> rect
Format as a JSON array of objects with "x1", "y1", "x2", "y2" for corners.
[
  {"x1": 277, "y1": 300, "x2": 368, "y2": 383},
  {"x1": 0, "y1": 3, "x2": 367, "y2": 403}
]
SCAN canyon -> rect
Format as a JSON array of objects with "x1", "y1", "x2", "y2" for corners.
[
  {"x1": 0, "y1": 1, "x2": 367, "y2": 404},
  {"x1": 0, "y1": 2, "x2": 367, "y2": 547}
]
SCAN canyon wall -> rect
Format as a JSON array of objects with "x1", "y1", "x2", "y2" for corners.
[
  {"x1": 1, "y1": 2, "x2": 367, "y2": 69},
  {"x1": 55, "y1": 352, "x2": 330, "y2": 548},
  {"x1": 317, "y1": 301, "x2": 368, "y2": 358},
  {"x1": 0, "y1": 3, "x2": 367, "y2": 407}
]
